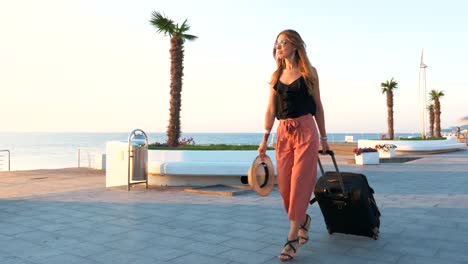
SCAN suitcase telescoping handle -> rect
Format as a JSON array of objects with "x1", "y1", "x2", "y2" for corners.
[{"x1": 310, "y1": 150, "x2": 347, "y2": 205}]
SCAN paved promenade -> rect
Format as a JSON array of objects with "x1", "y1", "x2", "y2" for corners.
[{"x1": 1, "y1": 149, "x2": 468, "y2": 264}]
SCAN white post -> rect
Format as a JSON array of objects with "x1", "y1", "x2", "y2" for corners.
[{"x1": 419, "y1": 49, "x2": 428, "y2": 139}]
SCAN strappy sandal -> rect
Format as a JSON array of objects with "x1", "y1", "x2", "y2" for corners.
[
  {"x1": 278, "y1": 238, "x2": 299, "y2": 262},
  {"x1": 298, "y1": 214, "x2": 311, "y2": 245}
]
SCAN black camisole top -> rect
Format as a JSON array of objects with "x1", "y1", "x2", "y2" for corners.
[{"x1": 273, "y1": 76, "x2": 317, "y2": 120}]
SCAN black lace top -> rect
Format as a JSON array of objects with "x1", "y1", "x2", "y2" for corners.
[{"x1": 273, "y1": 76, "x2": 317, "y2": 120}]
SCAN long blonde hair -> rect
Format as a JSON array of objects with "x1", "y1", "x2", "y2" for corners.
[{"x1": 270, "y1": 29, "x2": 317, "y2": 95}]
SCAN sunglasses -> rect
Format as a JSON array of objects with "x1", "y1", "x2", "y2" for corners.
[{"x1": 274, "y1": 40, "x2": 288, "y2": 49}]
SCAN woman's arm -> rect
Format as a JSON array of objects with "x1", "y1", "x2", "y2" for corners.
[
  {"x1": 258, "y1": 86, "x2": 276, "y2": 158},
  {"x1": 312, "y1": 67, "x2": 329, "y2": 150},
  {"x1": 263, "y1": 86, "x2": 277, "y2": 142}
]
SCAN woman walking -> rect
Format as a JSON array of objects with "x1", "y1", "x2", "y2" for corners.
[{"x1": 258, "y1": 29, "x2": 329, "y2": 261}]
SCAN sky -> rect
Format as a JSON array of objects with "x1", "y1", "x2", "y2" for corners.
[{"x1": 1, "y1": 0, "x2": 467, "y2": 133}]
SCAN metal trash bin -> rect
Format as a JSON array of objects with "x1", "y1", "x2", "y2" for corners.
[{"x1": 127, "y1": 129, "x2": 149, "y2": 190}]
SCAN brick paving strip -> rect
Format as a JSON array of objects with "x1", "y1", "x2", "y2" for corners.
[{"x1": 0, "y1": 149, "x2": 467, "y2": 264}]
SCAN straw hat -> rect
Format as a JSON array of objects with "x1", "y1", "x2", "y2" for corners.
[{"x1": 248, "y1": 155, "x2": 275, "y2": 197}]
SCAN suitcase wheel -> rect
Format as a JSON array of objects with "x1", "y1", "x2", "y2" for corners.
[{"x1": 327, "y1": 228, "x2": 332, "y2": 235}]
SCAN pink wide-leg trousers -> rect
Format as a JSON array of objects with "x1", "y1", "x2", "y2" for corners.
[{"x1": 276, "y1": 114, "x2": 319, "y2": 221}]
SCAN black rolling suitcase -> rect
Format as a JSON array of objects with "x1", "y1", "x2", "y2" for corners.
[{"x1": 310, "y1": 150, "x2": 381, "y2": 239}]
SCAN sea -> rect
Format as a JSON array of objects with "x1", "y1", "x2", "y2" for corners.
[{"x1": 0, "y1": 132, "x2": 421, "y2": 171}]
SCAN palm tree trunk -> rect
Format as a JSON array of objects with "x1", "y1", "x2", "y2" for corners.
[
  {"x1": 434, "y1": 100, "x2": 441, "y2": 138},
  {"x1": 429, "y1": 111, "x2": 434, "y2": 137},
  {"x1": 387, "y1": 91, "x2": 394, "y2": 139},
  {"x1": 167, "y1": 36, "x2": 184, "y2": 146}
]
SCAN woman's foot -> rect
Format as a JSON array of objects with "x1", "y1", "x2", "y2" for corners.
[
  {"x1": 298, "y1": 214, "x2": 311, "y2": 245},
  {"x1": 278, "y1": 238, "x2": 299, "y2": 262}
]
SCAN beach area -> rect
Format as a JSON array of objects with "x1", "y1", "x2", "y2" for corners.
[{"x1": 1, "y1": 148, "x2": 467, "y2": 263}]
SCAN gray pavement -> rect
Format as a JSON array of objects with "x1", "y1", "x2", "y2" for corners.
[{"x1": 1, "y1": 149, "x2": 468, "y2": 264}]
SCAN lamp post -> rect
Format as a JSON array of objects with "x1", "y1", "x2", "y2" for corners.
[{"x1": 418, "y1": 49, "x2": 428, "y2": 139}]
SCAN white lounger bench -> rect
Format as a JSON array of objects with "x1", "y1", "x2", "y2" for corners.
[
  {"x1": 148, "y1": 150, "x2": 277, "y2": 186},
  {"x1": 105, "y1": 141, "x2": 277, "y2": 187}
]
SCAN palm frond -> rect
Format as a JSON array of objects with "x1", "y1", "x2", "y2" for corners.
[
  {"x1": 149, "y1": 11, "x2": 176, "y2": 36},
  {"x1": 429, "y1": 89, "x2": 445, "y2": 101},
  {"x1": 179, "y1": 19, "x2": 190, "y2": 32},
  {"x1": 181, "y1": 34, "x2": 198, "y2": 41},
  {"x1": 174, "y1": 19, "x2": 198, "y2": 41},
  {"x1": 381, "y1": 78, "x2": 398, "y2": 94}
]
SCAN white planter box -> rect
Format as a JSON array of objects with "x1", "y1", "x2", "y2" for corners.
[
  {"x1": 378, "y1": 148, "x2": 396, "y2": 158},
  {"x1": 355, "y1": 152, "x2": 379, "y2": 165}
]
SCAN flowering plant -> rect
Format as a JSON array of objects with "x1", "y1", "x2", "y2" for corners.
[
  {"x1": 151, "y1": 137, "x2": 196, "y2": 147},
  {"x1": 353, "y1": 147, "x2": 377, "y2": 156},
  {"x1": 375, "y1": 144, "x2": 397, "y2": 152},
  {"x1": 178, "y1": 137, "x2": 196, "y2": 146}
]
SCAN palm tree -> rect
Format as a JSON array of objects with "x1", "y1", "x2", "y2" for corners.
[
  {"x1": 427, "y1": 104, "x2": 435, "y2": 137},
  {"x1": 429, "y1": 90, "x2": 445, "y2": 138},
  {"x1": 380, "y1": 78, "x2": 398, "y2": 140},
  {"x1": 150, "y1": 12, "x2": 198, "y2": 146}
]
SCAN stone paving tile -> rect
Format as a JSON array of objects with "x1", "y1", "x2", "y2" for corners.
[
  {"x1": 345, "y1": 246, "x2": 404, "y2": 263},
  {"x1": 397, "y1": 255, "x2": 465, "y2": 264},
  {"x1": 222, "y1": 237, "x2": 272, "y2": 252},
  {"x1": 131, "y1": 245, "x2": 189, "y2": 262},
  {"x1": 188, "y1": 230, "x2": 232, "y2": 244},
  {"x1": 31, "y1": 253, "x2": 98, "y2": 264},
  {"x1": 226, "y1": 221, "x2": 266, "y2": 231},
  {"x1": 169, "y1": 253, "x2": 231, "y2": 264},
  {"x1": 90, "y1": 223, "x2": 131, "y2": 236},
  {"x1": 0, "y1": 255, "x2": 36, "y2": 264},
  {"x1": 162, "y1": 218, "x2": 214, "y2": 230},
  {"x1": 0, "y1": 223, "x2": 35, "y2": 236},
  {"x1": 218, "y1": 248, "x2": 274, "y2": 264},
  {"x1": 51, "y1": 241, "x2": 112, "y2": 258},
  {"x1": 437, "y1": 248, "x2": 468, "y2": 263},
  {"x1": 66, "y1": 219, "x2": 110, "y2": 230},
  {"x1": 14, "y1": 230, "x2": 82, "y2": 248},
  {"x1": 0, "y1": 239, "x2": 65, "y2": 262},
  {"x1": 103, "y1": 237, "x2": 155, "y2": 252},
  {"x1": 31, "y1": 222, "x2": 70, "y2": 233},
  {"x1": 75, "y1": 230, "x2": 124, "y2": 244},
  {"x1": 148, "y1": 225, "x2": 199, "y2": 238},
  {"x1": 0, "y1": 232, "x2": 14, "y2": 242},
  {"x1": 290, "y1": 251, "x2": 397, "y2": 264},
  {"x1": 88, "y1": 249, "x2": 161, "y2": 264},
  {"x1": 225, "y1": 228, "x2": 274, "y2": 240},
  {"x1": 148, "y1": 233, "x2": 195, "y2": 248},
  {"x1": 180, "y1": 240, "x2": 232, "y2": 257}
]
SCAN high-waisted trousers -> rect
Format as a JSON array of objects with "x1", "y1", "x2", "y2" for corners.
[{"x1": 276, "y1": 114, "x2": 319, "y2": 221}]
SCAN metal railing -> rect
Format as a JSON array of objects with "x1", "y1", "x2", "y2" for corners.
[
  {"x1": 77, "y1": 148, "x2": 100, "y2": 168},
  {"x1": 0, "y1": 149, "x2": 11, "y2": 171}
]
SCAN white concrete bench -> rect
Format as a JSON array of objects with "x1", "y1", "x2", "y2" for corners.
[
  {"x1": 148, "y1": 150, "x2": 277, "y2": 186},
  {"x1": 148, "y1": 150, "x2": 277, "y2": 175},
  {"x1": 105, "y1": 141, "x2": 277, "y2": 187}
]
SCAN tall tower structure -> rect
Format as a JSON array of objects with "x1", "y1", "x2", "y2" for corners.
[{"x1": 418, "y1": 50, "x2": 428, "y2": 139}]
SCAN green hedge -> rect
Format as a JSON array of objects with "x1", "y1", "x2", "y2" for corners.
[{"x1": 148, "y1": 144, "x2": 275, "y2": 150}]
